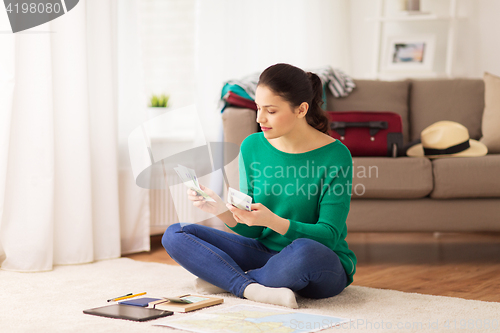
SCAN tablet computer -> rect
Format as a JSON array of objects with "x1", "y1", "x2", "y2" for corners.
[{"x1": 83, "y1": 304, "x2": 173, "y2": 322}]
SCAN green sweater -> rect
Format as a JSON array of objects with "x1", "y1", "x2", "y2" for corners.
[{"x1": 227, "y1": 132, "x2": 357, "y2": 286}]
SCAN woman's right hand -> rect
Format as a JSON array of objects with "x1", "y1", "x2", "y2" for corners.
[{"x1": 187, "y1": 184, "x2": 227, "y2": 216}]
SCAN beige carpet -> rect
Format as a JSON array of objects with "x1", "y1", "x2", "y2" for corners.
[{"x1": 1, "y1": 258, "x2": 499, "y2": 333}]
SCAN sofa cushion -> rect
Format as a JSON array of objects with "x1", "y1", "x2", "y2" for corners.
[
  {"x1": 410, "y1": 79, "x2": 484, "y2": 142},
  {"x1": 430, "y1": 155, "x2": 500, "y2": 199},
  {"x1": 351, "y1": 157, "x2": 433, "y2": 199},
  {"x1": 327, "y1": 80, "x2": 411, "y2": 145},
  {"x1": 480, "y1": 72, "x2": 500, "y2": 153},
  {"x1": 348, "y1": 198, "x2": 500, "y2": 232}
]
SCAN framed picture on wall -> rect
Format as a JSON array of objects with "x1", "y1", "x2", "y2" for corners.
[{"x1": 382, "y1": 34, "x2": 436, "y2": 72}]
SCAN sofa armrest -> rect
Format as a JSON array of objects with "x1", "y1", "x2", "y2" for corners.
[
  {"x1": 221, "y1": 107, "x2": 258, "y2": 190},
  {"x1": 221, "y1": 107, "x2": 258, "y2": 147}
]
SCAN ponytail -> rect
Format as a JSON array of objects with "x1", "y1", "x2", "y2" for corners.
[
  {"x1": 306, "y1": 72, "x2": 330, "y2": 134},
  {"x1": 258, "y1": 63, "x2": 331, "y2": 134}
]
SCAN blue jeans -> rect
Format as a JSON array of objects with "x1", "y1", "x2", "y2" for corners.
[{"x1": 162, "y1": 223, "x2": 347, "y2": 299}]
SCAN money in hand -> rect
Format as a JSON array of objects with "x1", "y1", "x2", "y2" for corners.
[
  {"x1": 174, "y1": 164, "x2": 216, "y2": 202},
  {"x1": 227, "y1": 187, "x2": 252, "y2": 211}
]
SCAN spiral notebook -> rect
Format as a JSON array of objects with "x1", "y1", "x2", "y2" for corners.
[{"x1": 149, "y1": 294, "x2": 223, "y2": 313}]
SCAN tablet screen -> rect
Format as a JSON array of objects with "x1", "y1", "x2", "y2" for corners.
[{"x1": 84, "y1": 304, "x2": 173, "y2": 322}]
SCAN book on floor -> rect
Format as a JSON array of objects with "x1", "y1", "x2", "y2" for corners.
[{"x1": 148, "y1": 294, "x2": 224, "y2": 313}]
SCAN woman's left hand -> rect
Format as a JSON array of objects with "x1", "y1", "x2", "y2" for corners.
[{"x1": 225, "y1": 203, "x2": 290, "y2": 235}]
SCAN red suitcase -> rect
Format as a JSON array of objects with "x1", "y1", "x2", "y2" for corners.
[
  {"x1": 223, "y1": 91, "x2": 257, "y2": 110},
  {"x1": 326, "y1": 111, "x2": 403, "y2": 157}
]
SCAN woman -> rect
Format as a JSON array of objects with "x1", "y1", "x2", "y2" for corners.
[{"x1": 163, "y1": 63, "x2": 357, "y2": 308}]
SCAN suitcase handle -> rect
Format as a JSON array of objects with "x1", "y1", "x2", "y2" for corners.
[{"x1": 330, "y1": 121, "x2": 388, "y2": 137}]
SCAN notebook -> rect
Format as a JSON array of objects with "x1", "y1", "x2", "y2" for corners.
[
  {"x1": 149, "y1": 294, "x2": 223, "y2": 313},
  {"x1": 119, "y1": 297, "x2": 162, "y2": 307}
]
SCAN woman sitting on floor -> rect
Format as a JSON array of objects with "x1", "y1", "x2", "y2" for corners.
[{"x1": 162, "y1": 63, "x2": 357, "y2": 308}]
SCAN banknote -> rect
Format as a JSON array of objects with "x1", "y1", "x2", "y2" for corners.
[
  {"x1": 227, "y1": 187, "x2": 252, "y2": 211},
  {"x1": 174, "y1": 164, "x2": 216, "y2": 202}
]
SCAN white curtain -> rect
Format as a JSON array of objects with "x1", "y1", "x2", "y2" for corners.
[
  {"x1": 0, "y1": 0, "x2": 146, "y2": 272},
  {"x1": 116, "y1": 0, "x2": 151, "y2": 254}
]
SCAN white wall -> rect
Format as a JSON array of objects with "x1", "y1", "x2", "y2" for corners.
[
  {"x1": 348, "y1": 0, "x2": 500, "y2": 79},
  {"x1": 194, "y1": 0, "x2": 352, "y2": 142},
  {"x1": 475, "y1": 0, "x2": 500, "y2": 77},
  {"x1": 348, "y1": 0, "x2": 379, "y2": 78}
]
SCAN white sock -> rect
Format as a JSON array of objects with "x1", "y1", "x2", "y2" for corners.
[
  {"x1": 194, "y1": 277, "x2": 227, "y2": 294},
  {"x1": 243, "y1": 283, "x2": 298, "y2": 309}
]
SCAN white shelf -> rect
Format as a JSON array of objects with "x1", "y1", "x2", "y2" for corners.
[
  {"x1": 370, "y1": 0, "x2": 459, "y2": 79},
  {"x1": 374, "y1": 72, "x2": 452, "y2": 81},
  {"x1": 149, "y1": 131, "x2": 196, "y2": 143}
]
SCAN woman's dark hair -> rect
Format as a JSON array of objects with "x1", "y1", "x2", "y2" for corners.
[{"x1": 257, "y1": 63, "x2": 330, "y2": 134}]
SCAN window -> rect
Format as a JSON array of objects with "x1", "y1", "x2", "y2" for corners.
[{"x1": 138, "y1": 0, "x2": 196, "y2": 108}]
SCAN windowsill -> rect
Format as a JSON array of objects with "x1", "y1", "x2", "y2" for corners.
[{"x1": 149, "y1": 131, "x2": 196, "y2": 143}]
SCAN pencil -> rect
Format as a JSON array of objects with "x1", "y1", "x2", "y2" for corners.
[
  {"x1": 107, "y1": 293, "x2": 133, "y2": 302},
  {"x1": 113, "y1": 292, "x2": 147, "y2": 301}
]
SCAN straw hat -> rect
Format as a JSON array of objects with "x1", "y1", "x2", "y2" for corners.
[{"x1": 406, "y1": 121, "x2": 488, "y2": 158}]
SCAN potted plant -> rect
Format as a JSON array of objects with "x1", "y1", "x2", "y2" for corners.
[
  {"x1": 148, "y1": 93, "x2": 170, "y2": 119},
  {"x1": 149, "y1": 93, "x2": 170, "y2": 108}
]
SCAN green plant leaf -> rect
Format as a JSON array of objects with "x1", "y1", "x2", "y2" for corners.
[{"x1": 149, "y1": 93, "x2": 169, "y2": 107}]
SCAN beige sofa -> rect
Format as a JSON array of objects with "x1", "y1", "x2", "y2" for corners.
[{"x1": 222, "y1": 79, "x2": 500, "y2": 232}]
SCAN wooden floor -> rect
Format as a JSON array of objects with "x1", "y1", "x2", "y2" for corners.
[{"x1": 125, "y1": 231, "x2": 500, "y2": 303}]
